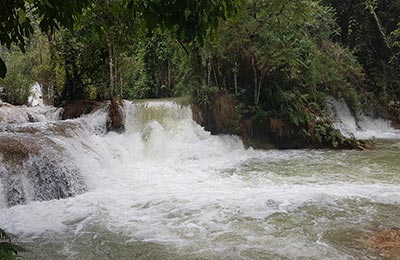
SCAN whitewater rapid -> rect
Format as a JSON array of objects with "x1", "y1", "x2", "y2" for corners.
[
  {"x1": 328, "y1": 97, "x2": 400, "y2": 140},
  {"x1": 0, "y1": 99, "x2": 399, "y2": 259}
]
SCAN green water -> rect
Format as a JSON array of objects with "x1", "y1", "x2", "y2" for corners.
[{"x1": 7, "y1": 141, "x2": 399, "y2": 260}]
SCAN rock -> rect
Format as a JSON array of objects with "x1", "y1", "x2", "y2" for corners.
[
  {"x1": 107, "y1": 97, "x2": 124, "y2": 132},
  {"x1": 392, "y1": 142, "x2": 400, "y2": 149},
  {"x1": 61, "y1": 100, "x2": 105, "y2": 120},
  {"x1": 367, "y1": 228, "x2": 400, "y2": 259},
  {"x1": 191, "y1": 104, "x2": 204, "y2": 126},
  {"x1": 1, "y1": 102, "x2": 14, "y2": 108},
  {"x1": 0, "y1": 133, "x2": 86, "y2": 207}
]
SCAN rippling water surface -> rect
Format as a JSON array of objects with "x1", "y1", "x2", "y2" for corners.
[{"x1": 0, "y1": 100, "x2": 399, "y2": 260}]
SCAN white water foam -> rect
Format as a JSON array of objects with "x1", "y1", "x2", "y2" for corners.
[
  {"x1": 0, "y1": 106, "x2": 62, "y2": 124},
  {"x1": 327, "y1": 97, "x2": 400, "y2": 140},
  {"x1": 0, "y1": 100, "x2": 399, "y2": 259},
  {"x1": 28, "y1": 82, "x2": 44, "y2": 107}
]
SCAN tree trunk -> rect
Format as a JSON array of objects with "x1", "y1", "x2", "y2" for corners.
[
  {"x1": 234, "y1": 73, "x2": 238, "y2": 96},
  {"x1": 252, "y1": 57, "x2": 258, "y2": 105},
  {"x1": 167, "y1": 59, "x2": 171, "y2": 91},
  {"x1": 211, "y1": 58, "x2": 219, "y2": 88},
  {"x1": 207, "y1": 57, "x2": 212, "y2": 86},
  {"x1": 256, "y1": 71, "x2": 265, "y2": 105},
  {"x1": 108, "y1": 40, "x2": 115, "y2": 99}
]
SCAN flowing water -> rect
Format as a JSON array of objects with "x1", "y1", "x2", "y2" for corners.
[
  {"x1": 328, "y1": 97, "x2": 400, "y2": 140},
  {"x1": 0, "y1": 99, "x2": 399, "y2": 260},
  {"x1": 28, "y1": 82, "x2": 44, "y2": 107}
]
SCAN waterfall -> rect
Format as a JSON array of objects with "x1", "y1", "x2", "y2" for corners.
[
  {"x1": 27, "y1": 82, "x2": 44, "y2": 107},
  {"x1": 1, "y1": 99, "x2": 400, "y2": 260},
  {"x1": 327, "y1": 97, "x2": 400, "y2": 140},
  {"x1": 2, "y1": 98, "x2": 399, "y2": 209},
  {"x1": 0, "y1": 100, "x2": 245, "y2": 208},
  {"x1": 0, "y1": 105, "x2": 108, "y2": 208}
]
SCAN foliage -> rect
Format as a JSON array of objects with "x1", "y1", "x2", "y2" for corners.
[
  {"x1": 0, "y1": 50, "x2": 33, "y2": 104},
  {"x1": 0, "y1": 34, "x2": 52, "y2": 104},
  {"x1": 2, "y1": 0, "x2": 399, "y2": 147},
  {"x1": 0, "y1": 0, "x2": 242, "y2": 79},
  {"x1": 0, "y1": 228, "x2": 27, "y2": 260},
  {"x1": 323, "y1": 0, "x2": 400, "y2": 107},
  {"x1": 176, "y1": 0, "x2": 366, "y2": 147},
  {"x1": 0, "y1": 0, "x2": 91, "y2": 78}
]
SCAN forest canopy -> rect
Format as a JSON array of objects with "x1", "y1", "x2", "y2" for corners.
[{"x1": 0, "y1": 0, "x2": 399, "y2": 147}]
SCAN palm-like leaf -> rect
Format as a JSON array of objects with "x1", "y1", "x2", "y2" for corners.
[
  {"x1": 0, "y1": 229, "x2": 27, "y2": 260},
  {"x1": 0, "y1": 229, "x2": 11, "y2": 242}
]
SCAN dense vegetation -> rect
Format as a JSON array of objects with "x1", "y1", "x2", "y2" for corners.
[
  {"x1": 0, "y1": 228, "x2": 26, "y2": 259},
  {"x1": 1, "y1": 0, "x2": 400, "y2": 147}
]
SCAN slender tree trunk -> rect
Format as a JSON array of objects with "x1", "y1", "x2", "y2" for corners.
[
  {"x1": 108, "y1": 39, "x2": 115, "y2": 99},
  {"x1": 252, "y1": 57, "x2": 258, "y2": 105},
  {"x1": 256, "y1": 71, "x2": 265, "y2": 105},
  {"x1": 207, "y1": 57, "x2": 212, "y2": 86},
  {"x1": 47, "y1": 33, "x2": 55, "y2": 105},
  {"x1": 234, "y1": 72, "x2": 238, "y2": 96},
  {"x1": 119, "y1": 59, "x2": 123, "y2": 98},
  {"x1": 211, "y1": 58, "x2": 219, "y2": 88},
  {"x1": 167, "y1": 60, "x2": 171, "y2": 90}
]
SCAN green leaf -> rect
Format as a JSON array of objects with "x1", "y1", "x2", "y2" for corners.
[
  {"x1": 0, "y1": 58, "x2": 6, "y2": 79},
  {"x1": 44, "y1": 0, "x2": 54, "y2": 8},
  {"x1": 18, "y1": 9, "x2": 26, "y2": 23},
  {"x1": 0, "y1": 242, "x2": 27, "y2": 254},
  {"x1": 0, "y1": 229, "x2": 10, "y2": 242}
]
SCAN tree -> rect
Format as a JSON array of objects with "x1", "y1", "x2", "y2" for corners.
[
  {"x1": 0, "y1": 0, "x2": 91, "y2": 78},
  {"x1": 323, "y1": 0, "x2": 400, "y2": 104},
  {"x1": 0, "y1": 0, "x2": 242, "y2": 79}
]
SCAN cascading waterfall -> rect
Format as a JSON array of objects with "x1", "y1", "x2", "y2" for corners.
[
  {"x1": 327, "y1": 97, "x2": 400, "y2": 140},
  {"x1": 0, "y1": 99, "x2": 399, "y2": 260},
  {"x1": 27, "y1": 82, "x2": 44, "y2": 107},
  {"x1": 0, "y1": 105, "x2": 104, "y2": 208}
]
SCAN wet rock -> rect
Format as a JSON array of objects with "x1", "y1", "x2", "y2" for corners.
[
  {"x1": 0, "y1": 106, "x2": 61, "y2": 124},
  {"x1": 191, "y1": 104, "x2": 204, "y2": 126},
  {"x1": 0, "y1": 121, "x2": 80, "y2": 138},
  {"x1": 367, "y1": 228, "x2": 400, "y2": 258},
  {"x1": 0, "y1": 136, "x2": 41, "y2": 168},
  {"x1": 61, "y1": 100, "x2": 106, "y2": 120},
  {"x1": 0, "y1": 132, "x2": 86, "y2": 207},
  {"x1": 392, "y1": 142, "x2": 400, "y2": 149},
  {"x1": 1, "y1": 102, "x2": 14, "y2": 108},
  {"x1": 191, "y1": 93, "x2": 239, "y2": 135},
  {"x1": 26, "y1": 153, "x2": 86, "y2": 203},
  {"x1": 107, "y1": 98, "x2": 124, "y2": 132},
  {"x1": 4, "y1": 177, "x2": 26, "y2": 206}
]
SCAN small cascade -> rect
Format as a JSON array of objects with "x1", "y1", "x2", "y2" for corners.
[
  {"x1": 28, "y1": 82, "x2": 44, "y2": 107},
  {"x1": 1, "y1": 99, "x2": 400, "y2": 259},
  {"x1": 327, "y1": 97, "x2": 400, "y2": 140},
  {"x1": 0, "y1": 106, "x2": 63, "y2": 124},
  {"x1": 0, "y1": 105, "x2": 110, "y2": 208},
  {"x1": 124, "y1": 100, "x2": 195, "y2": 133},
  {"x1": 120, "y1": 100, "x2": 245, "y2": 161},
  {"x1": 0, "y1": 132, "x2": 88, "y2": 207}
]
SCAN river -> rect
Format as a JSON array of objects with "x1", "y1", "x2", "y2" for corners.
[{"x1": 0, "y1": 98, "x2": 399, "y2": 260}]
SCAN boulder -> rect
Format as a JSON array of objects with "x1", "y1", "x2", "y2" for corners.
[
  {"x1": 107, "y1": 97, "x2": 124, "y2": 132},
  {"x1": 61, "y1": 100, "x2": 105, "y2": 120},
  {"x1": 367, "y1": 228, "x2": 400, "y2": 258}
]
